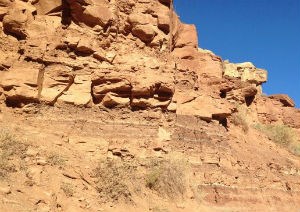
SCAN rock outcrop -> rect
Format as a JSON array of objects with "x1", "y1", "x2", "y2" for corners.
[{"x1": 0, "y1": 0, "x2": 299, "y2": 211}]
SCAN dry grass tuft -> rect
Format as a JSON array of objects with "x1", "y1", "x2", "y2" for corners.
[
  {"x1": 93, "y1": 159, "x2": 137, "y2": 203},
  {"x1": 61, "y1": 182, "x2": 74, "y2": 197},
  {"x1": 145, "y1": 159, "x2": 187, "y2": 199},
  {"x1": 255, "y1": 124, "x2": 296, "y2": 146},
  {"x1": 47, "y1": 152, "x2": 66, "y2": 166},
  {"x1": 255, "y1": 124, "x2": 300, "y2": 156},
  {"x1": 0, "y1": 129, "x2": 28, "y2": 179}
]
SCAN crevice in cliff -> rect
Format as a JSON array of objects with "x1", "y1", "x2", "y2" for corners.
[
  {"x1": 219, "y1": 90, "x2": 227, "y2": 99},
  {"x1": 61, "y1": 0, "x2": 71, "y2": 27},
  {"x1": 245, "y1": 95, "x2": 255, "y2": 107},
  {"x1": 5, "y1": 96, "x2": 39, "y2": 108},
  {"x1": 212, "y1": 114, "x2": 228, "y2": 130}
]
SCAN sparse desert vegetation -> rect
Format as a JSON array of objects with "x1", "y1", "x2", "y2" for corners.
[
  {"x1": 255, "y1": 124, "x2": 300, "y2": 156},
  {"x1": 46, "y1": 152, "x2": 66, "y2": 166},
  {"x1": 145, "y1": 159, "x2": 187, "y2": 199},
  {"x1": 0, "y1": 129, "x2": 28, "y2": 179},
  {"x1": 93, "y1": 159, "x2": 137, "y2": 203}
]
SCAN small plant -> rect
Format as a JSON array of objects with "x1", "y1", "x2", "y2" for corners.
[
  {"x1": 47, "y1": 152, "x2": 66, "y2": 166},
  {"x1": 0, "y1": 154, "x2": 16, "y2": 179},
  {"x1": 61, "y1": 182, "x2": 74, "y2": 197},
  {"x1": 0, "y1": 130, "x2": 28, "y2": 158},
  {"x1": 145, "y1": 159, "x2": 186, "y2": 199},
  {"x1": 0, "y1": 129, "x2": 28, "y2": 179},
  {"x1": 93, "y1": 159, "x2": 136, "y2": 203}
]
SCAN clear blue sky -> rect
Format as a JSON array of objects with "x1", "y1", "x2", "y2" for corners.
[{"x1": 174, "y1": 0, "x2": 300, "y2": 107}]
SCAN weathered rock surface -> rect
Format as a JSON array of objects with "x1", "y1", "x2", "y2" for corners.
[
  {"x1": 269, "y1": 94, "x2": 295, "y2": 107},
  {"x1": 0, "y1": 0, "x2": 299, "y2": 211}
]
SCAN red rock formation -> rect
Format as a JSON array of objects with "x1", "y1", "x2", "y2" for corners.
[{"x1": 0, "y1": 0, "x2": 299, "y2": 211}]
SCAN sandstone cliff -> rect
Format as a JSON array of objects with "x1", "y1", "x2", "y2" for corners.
[{"x1": 0, "y1": 0, "x2": 299, "y2": 211}]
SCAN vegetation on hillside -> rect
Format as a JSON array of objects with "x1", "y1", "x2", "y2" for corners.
[
  {"x1": 255, "y1": 124, "x2": 300, "y2": 156},
  {"x1": 0, "y1": 129, "x2": 28, "y2": 179}
]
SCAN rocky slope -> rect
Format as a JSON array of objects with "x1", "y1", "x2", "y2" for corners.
[{"x1": 0, "y1": 0, "x2": 300, "y2": 211}]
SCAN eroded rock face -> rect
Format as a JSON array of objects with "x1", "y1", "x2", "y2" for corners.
[
  {"x1": 0, "y1": 0, "x2": 297, "y2": 125},
  {"x1": 0, "y1": 1, "x2": 299, "y2": 210}
]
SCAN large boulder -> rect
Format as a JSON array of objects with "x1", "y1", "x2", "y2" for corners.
[
  {"x1": 81, "y1": 4, "x2": 114, "y2": 27},
  {"x1": 128, "y1": 13, "x2": 157, "y2": 43},
  {"x1": 156, "y1": 6, "x2": 170, "y2": 34}
]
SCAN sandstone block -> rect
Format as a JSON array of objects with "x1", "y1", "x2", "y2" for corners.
[
  {"x1": 131, "y1": 98, "x2": 170, "y2": 109},
  {"x1": 268, "y1": 94, "x2": 295, "y2": 107},
  {"x1": 0, "y1": 62, "x2": 40, "y2": 106},
  {"x1": 132, "y1": 24, "x2": 157, "y2": 43},
  {"x1": 58, "y1": 75, "x2": 91, "y2": 106},
  {"x1": 82, "y1": 4, "x2": 113, "y2": 27},
  {"x1": 224, "y1": 61, "x2": 268, "y2": 84},
  {"x1": 174, "y1": 24, "x2": 198, "y2": 48}
]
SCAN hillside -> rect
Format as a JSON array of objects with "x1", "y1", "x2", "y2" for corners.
[{"x1": 0, "y1": 0, "x2": 300, "y2": 211}]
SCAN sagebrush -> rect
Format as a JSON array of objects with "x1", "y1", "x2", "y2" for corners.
[
  {"x1": 93, "y1": 159, "x2": 137, "y2": 203},
  {"x1": 145, "y1": 159, "x2": 187, "y2": 199}
]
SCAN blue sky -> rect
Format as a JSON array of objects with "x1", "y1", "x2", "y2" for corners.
[{"x1": 174, "y1": 0, "x2": 300, "y2": 107}]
